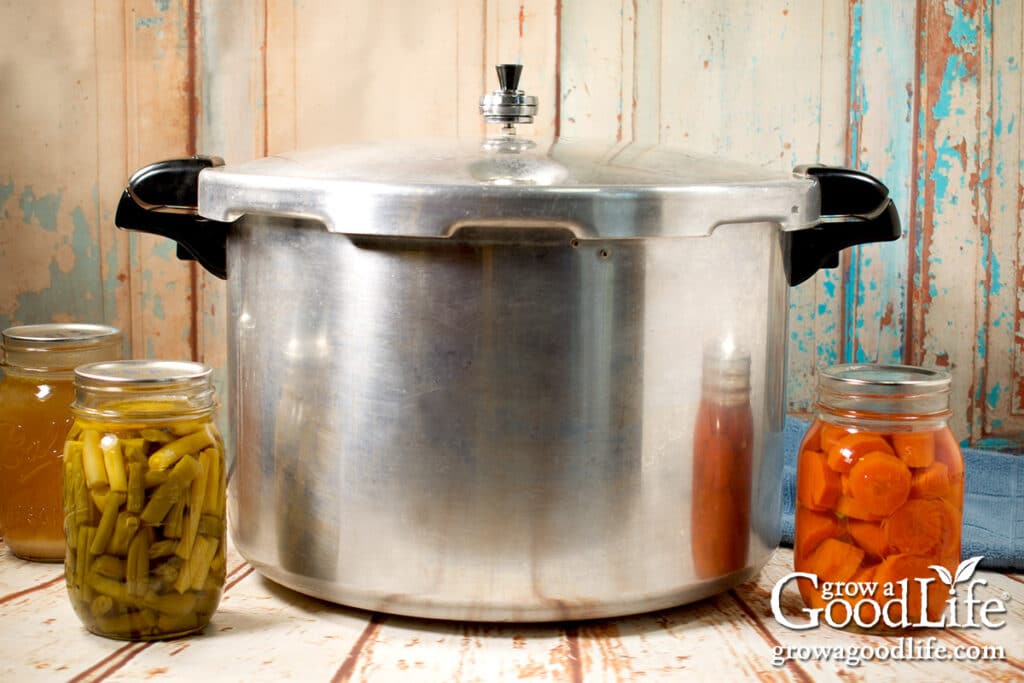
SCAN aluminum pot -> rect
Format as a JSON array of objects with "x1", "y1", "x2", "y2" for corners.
[{"x1": 115, "y1": 66, "x2": 900, "y2": 621}]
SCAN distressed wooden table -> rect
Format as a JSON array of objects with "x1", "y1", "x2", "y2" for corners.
[{"x1": 1, "y1": 538, "x2": 1021, "y2": 682}]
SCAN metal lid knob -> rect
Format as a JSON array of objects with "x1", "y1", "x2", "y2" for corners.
[{"x1": 480, "y1": 64, "x2": 538, "y2": 131}]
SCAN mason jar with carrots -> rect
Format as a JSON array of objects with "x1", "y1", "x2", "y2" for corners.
[{"x1": 794, "y1": 364, "x2": 963, "y2": 626}]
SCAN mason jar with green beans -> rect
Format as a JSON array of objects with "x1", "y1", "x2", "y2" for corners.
[{"x1": 63, "y1": 360, "x2": 226, "y2": 640}]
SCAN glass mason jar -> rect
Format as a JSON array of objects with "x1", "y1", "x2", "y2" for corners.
[
  {"x1": 794, "y1": 364, "x2": 963, "y2": 626},
  {"x1": 63, "y1": 360, "x2": 226, "y2": 640},
  {"x1": 0, "y1": 324, "x2": 122, "y2": 561}
]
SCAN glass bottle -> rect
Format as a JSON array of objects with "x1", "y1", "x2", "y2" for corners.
[
  {"x1": 0, "y1": 324, "x2": 122, "y2": 560},
  {"x1": 691, "y1": 343, "x2": 753, "y2": 578},
  {"x1": 794, "y1": 364, "x2": 963, "y2": 626},
  {"x1": 63, "y1": 360, "x2": 226, "y2": 640}
]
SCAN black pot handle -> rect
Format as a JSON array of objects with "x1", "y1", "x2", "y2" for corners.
[
  {"x1": 114, "y1": 156, "x2": 233, "y2": 279},
  {"x1": 783, "y1": 165, "x2": 902, "y2": 286}
]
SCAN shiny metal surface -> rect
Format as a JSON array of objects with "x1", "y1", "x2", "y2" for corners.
[
  {"x1": 226, "y1": 215, "x2": 788, "y2": 621},
  {"x1": 479, "y1": 64, "x2": 538, "y2": 129},
  {"x1": 198, "y1": 138, "x2": 819, "y2": 237}
]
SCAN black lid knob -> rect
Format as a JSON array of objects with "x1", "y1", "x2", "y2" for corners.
[{"x1": 496, "y1": 64, "x2": 523, "y2": 92}]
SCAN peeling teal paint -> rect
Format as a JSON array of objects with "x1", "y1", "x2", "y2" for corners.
[
  {"x1": 987, "y1": 383, "x2": 1001, "y2": 409},
  {"x1": 931, "y1": 136, "x2": 962, "y2": 205},
  {"x1": 994, "y1": 69, "x2": 1005, "y2": 137},
  {"x1": 932, "y1": 55, "x2": 968, "y2": 120},
  {"x1": 848, "y1": 0, "x2": 867, "y2": 169},
  {"x1": 945, "y1": 1, "x2": 979, "y2": 52},
  {"x1": 0, "y1": 204, "x2": 102, "y2": 333},
  {"x1": 913, "y1": 64, "x2": 928, "y2": 295},
  {"x1": 989, "y1": 249, "x2": 1002, "y2": 295},
  {"x1": 135, "y1": 16, "x2": 164, "y2": 29},
  {"x1": 70, "y1": 207, "x2": 96, "y2": 263},
  {"x1": 816, "y1": 342, "x2": 838, "y2": 366},
  {"x1": 0, "y1": 179, "x2": 14, "y2": 215},
  {"x1": 102, "y1": 236, "x2": 124, "y2": 350},
  {"x1": 152, "y1": 295, "x2": 166, "y2": 321},
  {"x1": 154, "y1": 0, "x2": 170, "y2": 10},
  {"x1": 151, "y1": 237, "x2": 177, "y2": 261},
  {"x1": 19, "y1": 187, "x2": 62, "y2": 231}
]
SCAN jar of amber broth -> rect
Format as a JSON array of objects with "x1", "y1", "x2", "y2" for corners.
[
  {"x1": 794, "y1": 364, "x2": 963, "y2": 627},
  {"x1": 0, "y1": 324, "x2": 122, "y2": 560},
  {"x1": 64, "y1": 360, "x2": 226, "y2": 640}
]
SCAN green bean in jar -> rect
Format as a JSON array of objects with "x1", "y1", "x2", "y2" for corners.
[{"x1": 64, "y1": 361, "x2": 225, "y2": 640}]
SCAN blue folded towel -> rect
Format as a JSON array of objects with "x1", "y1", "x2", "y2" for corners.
[{"x1": 779, "y1": 416, "x2": 1024, "y2": 570}]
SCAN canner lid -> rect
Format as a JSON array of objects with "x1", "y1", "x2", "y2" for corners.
[
  {"x1": 198, "y1": 138, "x2": 819, "y2": 239},
  {"x1": 198, "y1": 64, "x2": 819, "y2": 239}
]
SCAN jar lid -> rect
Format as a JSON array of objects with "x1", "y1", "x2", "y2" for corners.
[
  {"x1": 817, "y1": 364, "x2": 951, "y2": 417},
  {"x1": 819, "y1": 364, "x2": 950, "y2": 393},
  {"x1": 73, "y1": 360, "x2": 216, "y2": 421},
  {"x1": 2, "y1": 323, "x2": 122, "y2": 371},
  {"x1": 75, "y1": 360, "x2": 211, "y2": 385}
]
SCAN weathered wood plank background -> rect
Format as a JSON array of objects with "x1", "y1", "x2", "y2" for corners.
[{"x1": 1, "y1": 0, "x2": 1021, "y2": 446}]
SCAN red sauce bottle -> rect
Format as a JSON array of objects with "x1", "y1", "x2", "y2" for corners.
[{"x1": 691, "y1": 345, "x2": 753, "y2": 578}]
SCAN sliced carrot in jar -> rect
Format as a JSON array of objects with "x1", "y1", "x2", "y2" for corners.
[
  {"x1": 874, "y1": 554, "x2": 948, "y2": 623},
  {"x1": 847, "y1": 519, "x2": 889, "y2": 558},
  {"x1": 909, "y1": 461, "x2": 950, "y2": 499},
  {"x1": 800, "y1": 420, "x2": 823, "y2": 453},
  {"x1": 935, "y1": 498, "x2": 962, "y2": 565},
  {"x1": 847, "y1": 451, "x2": 911, "y2": 517},
  {"x1": 804, "y1": 538, "x2": 866, "y2": 582},
  {"x1": 827, "y1": 433, "x2": 894, "y2": 473},
  {"x1": 820, "y1": 423, "x2": 855, "y2": 453},
  {"x1": 850, "y1": 562, "x2": 877, "y2": 583},
  {"x1": 796, "y1": 576, "x2": 828, "y2": 611},
  {"x1": 796, "y1": 505, "x2": 841, "y2": 560},
  {"x1": 849, "y1": 562, "x2": 883, "y2": 622},
  {"x1": 796, "y1": 537, "x2": 866, "y2": 613},
  {"x1": 836, "y1": 494, "x2": 885, "y2": 521},
  {"x1": 882, "y1": 499, "x2": 943, "y2": 555},
  {"x1": 891, "y1": 431, "x2": 936, "y2": 467},
  {"x1": 797, "y1": 449, "x2": 842, "y2": 511},
  {"x1": 934, "y1": 429, "x2": 964, "y2": 478}
]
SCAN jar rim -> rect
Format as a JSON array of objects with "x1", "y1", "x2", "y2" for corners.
[
  {"x1": 75, "y1": 360, "x2": 211, "y2": 385},
  {"x1": 818, "y1": 363, "x2": 950, "y2": 394},
  {"x1": 2, "y1": 323, "x2": 121, "y2": 347}
]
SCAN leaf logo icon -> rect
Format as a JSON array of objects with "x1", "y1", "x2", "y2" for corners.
[{"x1": 930, "y1": 556, "x2": 984, "y2": 596}]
